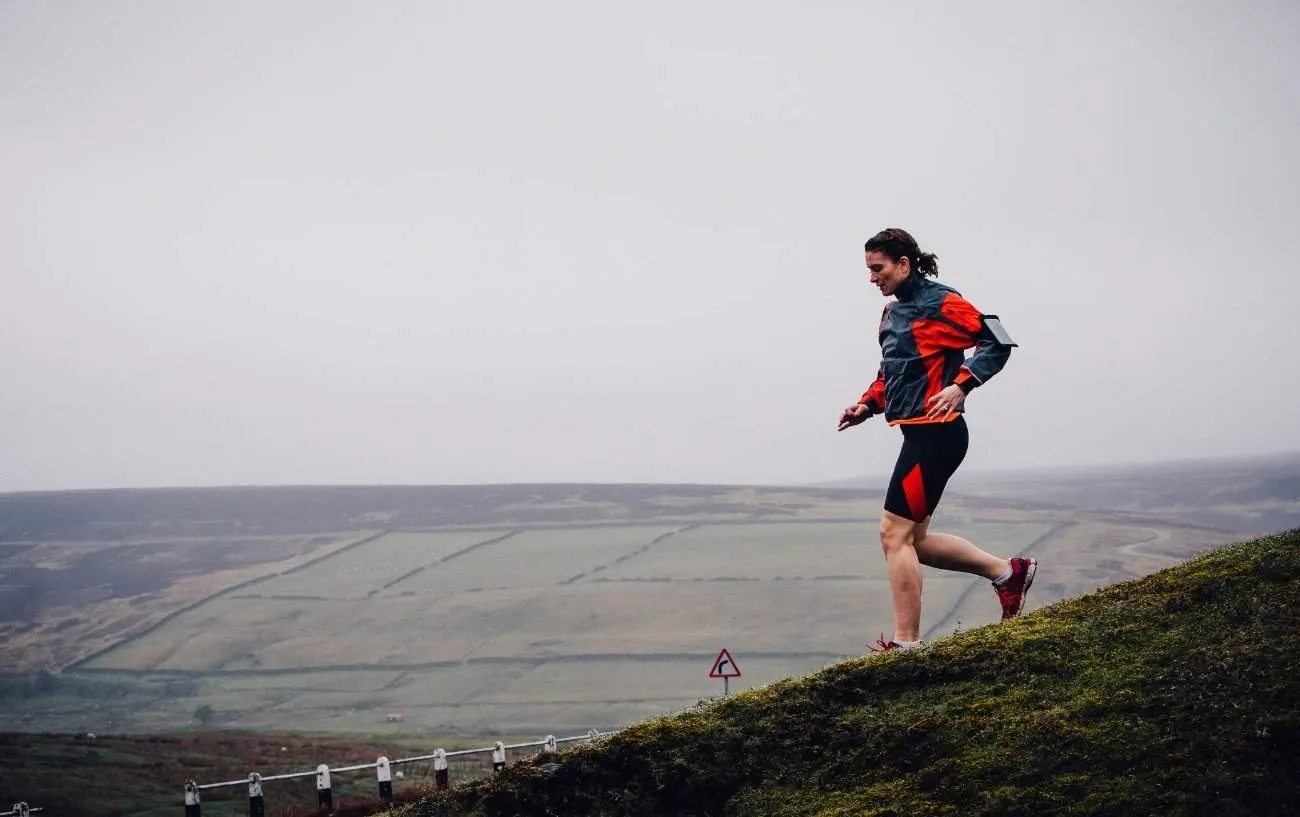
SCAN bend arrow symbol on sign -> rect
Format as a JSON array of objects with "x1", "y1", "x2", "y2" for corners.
[{"x1": 708, "y1": 648, "x2": 741, "y2": 678}]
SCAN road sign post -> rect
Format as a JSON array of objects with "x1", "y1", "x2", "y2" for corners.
[{"x1": 708, "y1": 647, "x2": 741, "y2": 695}]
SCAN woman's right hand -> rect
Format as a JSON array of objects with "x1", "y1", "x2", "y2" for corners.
[{"x1": 837, "y1": 403, "x2": 872, "y2": 431}]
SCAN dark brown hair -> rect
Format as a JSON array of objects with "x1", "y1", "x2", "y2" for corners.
[{"x1": 864, "y1": 227, "x2": 939, "y2": 277}]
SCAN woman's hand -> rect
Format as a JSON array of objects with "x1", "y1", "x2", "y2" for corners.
[
  {"x1": 925, "y1": 384, "x2": 966, "y2": 420},
  {"x1": 837, "y1": 403, "x2": 873, "y2": 431}
]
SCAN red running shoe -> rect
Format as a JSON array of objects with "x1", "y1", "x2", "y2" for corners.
[
  {"x1": 994, "y1": 557, "x2": 1037, "y2": 620},
  {"x1": 867, "y1": 634, "x2": 898, "y2": 653},
  {"x1": 867, "y1": 634, "x2": 923, "y2": 654}
]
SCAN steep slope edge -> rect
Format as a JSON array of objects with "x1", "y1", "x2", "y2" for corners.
[{"x1": 400, "y1": 528, "x2": 1300, "y2": 816}]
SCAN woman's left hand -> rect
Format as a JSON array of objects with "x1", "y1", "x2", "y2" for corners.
[{"x1": 925, "y1": 384, "x2": 966, "y2": 420}]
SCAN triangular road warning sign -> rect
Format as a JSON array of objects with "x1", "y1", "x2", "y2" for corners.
[{"x1": 708, "y1": 647, "x2": 741, "y2": 678}]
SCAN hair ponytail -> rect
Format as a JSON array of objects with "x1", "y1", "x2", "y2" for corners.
[
  {"x1": 914, "y1": 251, "x2": 939, "y2": 277},
  {"x1": 864, "y1": 228, "x2": 940, "y2": 278}
]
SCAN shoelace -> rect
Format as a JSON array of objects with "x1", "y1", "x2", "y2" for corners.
[{"x1": 867, "y1": 634, "x2": 896, "y2": 653}]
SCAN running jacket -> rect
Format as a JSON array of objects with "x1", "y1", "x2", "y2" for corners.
[{"x1": 858, "y1": 273, "x2": 1014, "y2": 425}]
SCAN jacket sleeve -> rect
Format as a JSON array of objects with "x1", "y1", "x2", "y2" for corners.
[
  {"x1": 938, "y1": 293, "x2": 1013, "y2": 393},
  {"x1": 858, "y1": 368, "x2": 886, "y2": 414}
]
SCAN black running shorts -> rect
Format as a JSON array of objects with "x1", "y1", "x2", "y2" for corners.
[{"x1": 883, "y1": 416, "x2": 969, "y2": 522}]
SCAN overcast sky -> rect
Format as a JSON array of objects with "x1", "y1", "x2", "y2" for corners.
[{"x1": 2, "y1": 1, "x2": 1298, "y2": 492}]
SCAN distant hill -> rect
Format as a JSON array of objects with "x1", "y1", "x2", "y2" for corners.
[
  {"x1": 394, "y1": 527, "x2": 1300, "y2": 816},
  {"x1": 3, "y1": 449, "x2": 1296, "y2": 540},
  {"x1": 0, "y1": 482, "x2": 875, "y2": 540},
  {"x1": 819, "y1": 450, "x2": 1300, "y2": 534}
]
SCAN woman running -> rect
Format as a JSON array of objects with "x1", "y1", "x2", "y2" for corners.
[{"x1": 837, "y1": 227, "x2": 1036, "y2": 652}]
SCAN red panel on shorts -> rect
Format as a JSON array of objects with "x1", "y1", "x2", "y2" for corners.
[{"x1": 902, "y1": 464, "x2": 927, "y2": 521}]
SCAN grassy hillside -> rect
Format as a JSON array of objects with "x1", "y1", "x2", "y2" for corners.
[{"x1": 398, "y1": 528, "x2": 1300, "y2": 817}]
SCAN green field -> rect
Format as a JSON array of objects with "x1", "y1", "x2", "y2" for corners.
[
  {"x1": 383, "y1": 524, "x2": 683, "y2": 595},
  {"x1": 80, "y1": 521, "x2": 1058, "y2": 670},
  {"x1": 31, "y1": 514, "x2": 1219, "y2": 737},
  {"x1": 248, "y1": 530, "x2": 502, "y2": 599}
]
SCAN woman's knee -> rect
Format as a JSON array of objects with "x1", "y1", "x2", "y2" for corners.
[
  {"x1": 878, "y1": 511, "x2": 916, "y2": 557},
  {"x1": 913, "y1": 517, "x2": 930, "y2": 548}
]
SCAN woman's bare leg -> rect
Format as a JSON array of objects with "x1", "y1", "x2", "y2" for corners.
[
  {"x1": 879, "y1": 509, "x2": 924, "y2": 643},
  {"x1": 912, "y1": 516, "x2": 1007, "y2": 581}
]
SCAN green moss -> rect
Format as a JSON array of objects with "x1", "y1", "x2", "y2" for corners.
[{"x1": 395, "y1": 529, "x2": 1300, "y2": 817}]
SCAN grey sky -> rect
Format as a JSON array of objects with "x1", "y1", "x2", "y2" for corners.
[{"x1": 3, "y1": 1, "x2": 1298, "y2": 492}]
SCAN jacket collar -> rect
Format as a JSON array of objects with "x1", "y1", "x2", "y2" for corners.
[{"x1": 894, "y1": 272, "x2": 924, "y2": 302}]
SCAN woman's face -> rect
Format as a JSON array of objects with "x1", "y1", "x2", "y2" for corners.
[{"x1": 865, "y1": 250, "x2": 911, "y2": 297}]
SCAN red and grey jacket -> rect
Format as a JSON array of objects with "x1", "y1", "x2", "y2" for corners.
[{"x1": 857, "y1": 273, "x2": 1015, "y2": 425}]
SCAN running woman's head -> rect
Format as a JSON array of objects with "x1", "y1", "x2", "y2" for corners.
[{"x1": 864, "y1": 228, "x2": 939, "y2": 296}]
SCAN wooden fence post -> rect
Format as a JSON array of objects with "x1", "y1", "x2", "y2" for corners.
[
  {"x1": 433, "y1": 749, "x2": 448, "y2": 790},
  {"x1": 316, "y1": 764, "x2": 333, "y2": 813},
  {"x1": 492, "y1": 741, "x2": 505, "y2": 773},
  {"x1": 184, "y1": 781, "x2": 201, "y2": 817},
  {"x1": 376, "y1": 756, "x2": 393, "y2": 805},
  {"x1": 248, "y1": 773, "x2": 264, "y2": 817}
]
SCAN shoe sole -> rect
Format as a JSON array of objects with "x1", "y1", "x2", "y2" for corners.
[{"x1": 1009, "y1": 558, "x2": 1037, "y2": 618}]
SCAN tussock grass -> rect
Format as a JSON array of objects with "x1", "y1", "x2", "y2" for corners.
[{"x1": 398, "y1": 529, "x2": 1300, "y2": 816}]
